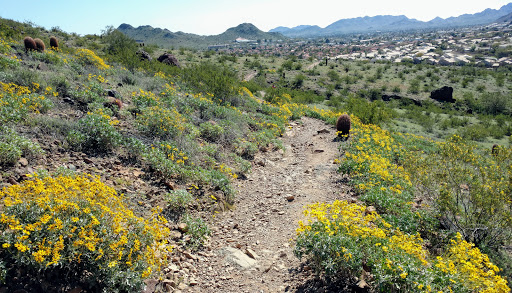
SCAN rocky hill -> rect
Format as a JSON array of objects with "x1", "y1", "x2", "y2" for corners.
[{"x1": 118, "y1": 23, "x2": 285, "y2": 49}]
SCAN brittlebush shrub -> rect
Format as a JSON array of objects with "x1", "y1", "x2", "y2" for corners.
[
  {"x1": 67, "y1": 110, "x2": 121, "y2": 154},
  {"x1": 0, "y1": 174, "x2": 171, "y2": 292},
  {"x1": 295, "y1": 200, "x2": 509, "y2": 293},
  {"x1": 74, "y1": 48, "x2": 110, "y2": 70},
  {"x1": 406, "y1": 135, "x2": 512, "y2": 250}
]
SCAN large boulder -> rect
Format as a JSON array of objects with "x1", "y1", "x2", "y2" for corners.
[
  {"x1": 430, "y1": 86, "x2": 455, "y2": 103},
  {"x1": 157, "y1": 53, "x2": 180, "y2": 67},
  {"x1": 136, "y1": 50, "x2": 152, "y2": 62}
]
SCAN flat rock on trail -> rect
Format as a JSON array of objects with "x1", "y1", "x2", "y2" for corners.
[{"x1": 178, "y1": 117, "x2": 351, "y2": 292}]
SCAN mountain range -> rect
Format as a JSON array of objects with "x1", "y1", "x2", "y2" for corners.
[
  {"x1": 119, "y1": 3, "x2": 512, "y2": 48},
  {"x1": 270, "y1": 3, "x2": 512, "y2": 37},
  {"x1": 118, "y1": 23, "x2": 284, "y2": 49}
]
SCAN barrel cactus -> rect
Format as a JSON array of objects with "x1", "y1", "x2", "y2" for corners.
[
  {"x1": 34, "y1": 38, "x2": 45, "y2": 52},
  {"x1": 336, "y1": 114, "x2": 351, "y2": 137},
  {"x1": 49, "y1": 36, "x2": 58, "y2": 49},
  {"x1": 23, "y1": 37, "x2": 37, "y2": 52}
]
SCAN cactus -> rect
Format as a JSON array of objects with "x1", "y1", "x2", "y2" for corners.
[
  {"x1": 336, "y1": 114, "x2": 351, "y2": 137},
  {"x1": 492, "y1": 144, "x2": 500, "y2": 157},
  {"x1": 34, "y1": 38, "x2": 45, "y2": 52},
  {"x1": 23, "y1": 37, "x2": 37, "y2": 52},
  {"x1": 49, "y1": 36, "x2": 58, "y2": 49}
]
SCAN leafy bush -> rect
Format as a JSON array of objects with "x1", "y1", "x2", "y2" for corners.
[
  {"x1": 136, "y1": 106, "x2": 187, "y2": 139},
  {"x1": 199, "y1": 121, "x2": 225, "y2": 142},
  {"x1": 74, "y1": 48, "x2": 110, "y2": 70},
  {"x1": 295, "y1": 200, "x2": 509, "y2": 293},
  {"x1": 0, "y1": 127, "x2": 44, "y2": 165},
  {"x1": 407, "y1": 135, "x2": 512, "y2": 250},
  {"x1": 345, "y1": 97, "x2": 393, "y2": 125},
  {"x1": 0, "y1": 81, "x2": 53, "y2": 124},
  {"x1": 67, "y1": 111, "x2": 121, "y2": 153},
  {"x1": 166, "y1": 189, "x2": 193, "y2": 210},
  {"x1": 0, "y1": 174, "x2": 170, "y2": 292},
  {"x1": 180, "y1": 62, "x2": 241, "y2": 106},
  {"x1": 181, "y1": 214, "x2": 210, "y2": 250}
]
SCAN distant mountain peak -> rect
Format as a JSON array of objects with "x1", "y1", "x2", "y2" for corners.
[
  {"x1": 270, "y1": 3, "x2": 512, "y2": 37},
  {"x1": 118, "y1": 23, "x2": 133, "y2": 30}
]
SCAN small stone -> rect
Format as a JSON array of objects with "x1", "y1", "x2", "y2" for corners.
[
  {"x1": 178, "y1": 223, "x2": 188, "y2": 233},
  {"x1": 18, "y1": 157, "x2": 28, "y2": 167},
  {"x1": 256, "y1": 159, "x2": 266, "y2": 167},
  {"x1": 68, "y1": 164, "x2": 77, "y2": 171},
  {"x1": 63, "y1": 97, "x2": 74, "y2": 104},
  {"x1": 365, "y1": 206, "x2": 376, "y2": 215},
  {"x1": 183, "y1": 251, "x2": 196, "y2": 260},
  {"x1": 163, "y1": 279, "x2": 176, "y2": 290},
  {"x1": 168, "y1": 264, "x2": 179, "y2": 272},
  {"x1": 189, "y1": 279, "x2": 198, "y2": 286},
  {"x1": 83, "y1": 158, "x2": 94, "y2": 164},
  {"x1": 285, "y1": 195, "x2": 295, "y2": 202},
  {"x1": 313, "y1": 149, "x2": 325, "y2": 153},
  {"x1": 169, "y1": 230, "x2": 182, "y2": 240},
  {"x1": 245, "y1": 248, "x2": 259, "y2": 259},
  {"x1": 177, "y1": 283, "x2": 187, "y2": 290},
  {"x1": 317, "y1": 129, "x2": 330, "y2": 134},
  {"x1": 143, "y1": 278, "x2": 159, "y2": 293},
  {"x1": 356, "y1": 279, "x2": 369, "y2": 290},
  {"x1": 36, "y1": 63, "x2": 48, "y2": 71}
]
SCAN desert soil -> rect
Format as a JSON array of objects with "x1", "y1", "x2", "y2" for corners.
[{"x1": 162, "y1": 117, "x2": 354, "y2": 293}]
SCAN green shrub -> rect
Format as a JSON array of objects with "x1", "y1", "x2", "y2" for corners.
[
  {"x1": 0, "y1": 127, "x2": 44, "y2": 165},
  {"x1": 199, "y1": 121, "x2": 224, "y2": 142},
  {"x1": 166, "y1": 190, "x2": 193, "y2": 210},
  {"x1": 407, "y1": 135, "x2": 512, "y2": 250},
  {"x1": 459, "y1": 124, "x2": 488, "y2": 141},
  {"x1": 67, "y1": 111, "x2": 122, "y2": 153},
  {"x1": 181, "y1": 214, "x2": 210, "y2": 250}
]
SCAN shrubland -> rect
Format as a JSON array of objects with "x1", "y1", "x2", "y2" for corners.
[{"x1": 1, "y1": 17, "x2": 512, "y2": 292}]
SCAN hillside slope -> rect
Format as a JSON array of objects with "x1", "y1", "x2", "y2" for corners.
[{"x1": 118, "y1": 23, "x2": 285, "y2": 49}]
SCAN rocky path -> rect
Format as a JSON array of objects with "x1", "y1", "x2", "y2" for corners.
[{"x1": 167, "y1": 117, "x2": 352, "y2": 293}]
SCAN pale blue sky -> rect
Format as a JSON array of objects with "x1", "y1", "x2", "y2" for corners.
[{"x1": 1, "y1": 0, "x2": 511, "y2": 36}]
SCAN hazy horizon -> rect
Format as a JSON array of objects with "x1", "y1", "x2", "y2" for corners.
[{"x1": 1, "y1": 0, "x2": 511, "y2": 36}]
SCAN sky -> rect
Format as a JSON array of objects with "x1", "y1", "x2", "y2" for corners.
[{"x1": 1, "y1": 0, "x2": 511, "y2": 36}]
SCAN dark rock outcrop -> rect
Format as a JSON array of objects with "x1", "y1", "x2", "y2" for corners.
[
  {"x1": 381, "y1": 94, "x2": 402, "y2": 101},
  {"x1": 136, "y1": 50, "x2": 152, "y2": 62},
  {"x1": 157, "y1": 53, "x2": 180, "y2": 67},
  {"x1": 430, "y1": 86, "x2": 455, "y2": 103}
]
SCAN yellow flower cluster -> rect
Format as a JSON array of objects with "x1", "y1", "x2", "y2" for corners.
[
  {"x1": 154, "y1": 71, "x2": 167, "y2": 79},
  {"x1": 137, "y1": 106, "x2": 187, "y2": 137},
  {"x1": 342, "y1": 118, "x2": 411, "y2": 191},
  {"x1": 87, "y1": 73, "x2": 108, "y2": 83},
  {"x1": 158, "y1": 143, "x2": 189, "y2": 165},
  {"x1": 296, "y1": 200, "x2": 509, "y2": 293},
  {"x1": 0, "y1": 81, "x2": 51, "y2": 116},
  {"x1": 433, "y1": 233, "x2": 509, "y2": 293},
  {"x1": 74, "y1": 48, "x2": 110, "y2": 70},
  {"x1": 88, "y1": 108, "x2": 119, "y2": 126},
  {"x1": 216, "y1": 163, "x2": 238, "y2": 179},
  {"x1": 0, "y1": 174, "x2": 170, "y2": 277}
]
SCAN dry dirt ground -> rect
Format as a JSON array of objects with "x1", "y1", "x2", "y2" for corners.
[{"x1": 164, "y1": 117, "x2": 355, "y2": 293}]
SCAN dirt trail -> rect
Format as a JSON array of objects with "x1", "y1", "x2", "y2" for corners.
[
  {"x1": 305, "y1": 61, "x2": 321, "y2": 70},
  {"x1": 178, "y1": 117, "x2": 351, "y2": 293},
  {"x1": 243, "y1": 71, "x2": 258, "y2": 81}
]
